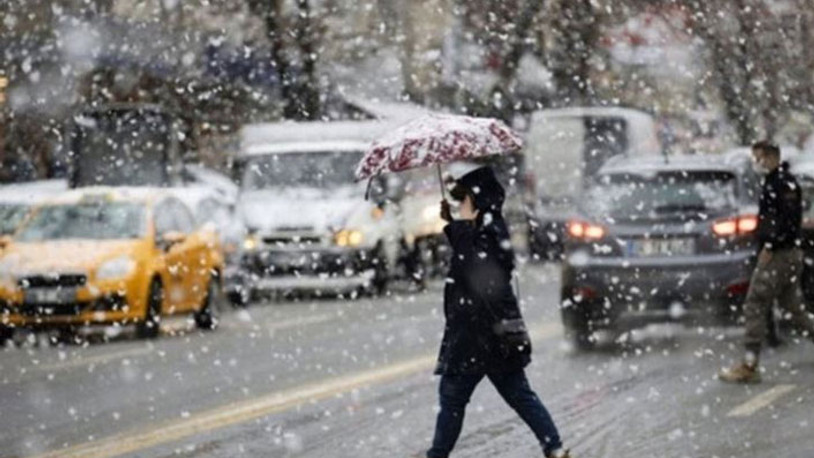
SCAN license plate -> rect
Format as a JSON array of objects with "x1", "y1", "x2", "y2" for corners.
[
  {"x1": 24, "y1": 288, "x2": 76, "y2": 304},
  {"x1": 628, "y1": 238, "x2": 695, "y2": 257},
  {"x1": 268, "y1": 252, "x2": 306, "y2": 268}
]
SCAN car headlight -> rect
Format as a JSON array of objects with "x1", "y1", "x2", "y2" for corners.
[
  {"x1": 422, "y1": 205, "x2": 440, "y2": 221},
  {"x1": 0, "y1": 274, "x2": 15, "y2": 290},
  {"x1": 335, "y1": 229, "x2": 363, "y2": 247},
  {"x1": 243, "y1": 235, "x2": 259, "y2": 251},
  {"x1": 0, "y1": 258, "x2": 19, "y2": 290},
  {"x1": 96, "y1": 256, "x2": 136, "y2": 280}
]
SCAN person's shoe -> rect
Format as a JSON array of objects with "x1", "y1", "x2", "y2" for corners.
[
  {"x1": 547, "y1": 449, "x2": 572, "y2": 458},
  {"x1": 718, "y1": 362, "x2": 761, "y2": 384}
]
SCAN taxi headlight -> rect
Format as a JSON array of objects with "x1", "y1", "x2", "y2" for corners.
[
  {"x1": 0, "y1": 259, "x2": 18, "y2": 290},
  {"x1": 335, "y1": 229, "x2": 363, "y2": 247},
  {"x1": 0, "y1": 274, "x2": 14, "y2": 290},
  {"x1": 96, "y1": 256, "x2": 136, "y2": 280}
]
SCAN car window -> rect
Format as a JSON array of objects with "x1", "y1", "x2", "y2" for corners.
[
  {"x1": 799, "y1": 178, "x2": 814, "y2": 221},
  {"x1": 153, "y1": 200, "x2": 178, "y2": 236},
  {"x1": 0, "y1": 203, "x2": 30, "y2": 235},
  {"x1": 584, "y1": 171, "x2": 737, "y2": 221},
  {"x1": 196, "y1": 198, "x2": 229, "y2": 229},
  {"x1": 171, "y1": 199, "x2": 196, "y2": 233}
]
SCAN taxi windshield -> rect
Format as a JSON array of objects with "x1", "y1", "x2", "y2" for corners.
[
  {"x1": 0, "y1": 204, "x2": 30, "y2": 235},
  {"x1": 16, "y1": 202, "x2": 146, "y2": 242}
]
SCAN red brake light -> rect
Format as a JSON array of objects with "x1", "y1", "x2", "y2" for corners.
[
  {"x1": 737, "y1": 215, "x2": 758, "y2": 233},
  {"x1": 568, "y1": 221, "x2": 605, "y2": 240},
  {"x1": 712, "y1": 220, "x2": 737, "y2": 236},
  {"x1": 713, "y1": 215, "x2": 758, "y2": 237}
]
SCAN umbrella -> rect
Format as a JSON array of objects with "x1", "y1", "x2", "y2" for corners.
[{"x1": 355, "y1": 113, "x2": 523, "y2": 198}]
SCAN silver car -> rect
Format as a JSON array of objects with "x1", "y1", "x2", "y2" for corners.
[{"x1": 560, "y1": 152, "x2": 761, "y2": 349}]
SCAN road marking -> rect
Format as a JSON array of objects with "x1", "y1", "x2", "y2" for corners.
[
  {"x1": 227, "y1": 311, "x2": 336, "y2": 331},
  {"x1": 30, "y1": 320, "x2": 562, "y2": 458},
  {"x1": 265, "y1": 313, "x2": 335, "y2": 330},
  {"x1": 36, "y1": 347, "x2": 154, "y2": 372},
  {"x1": 727, "y1": 384, "x2": 796, "y2": 418}
]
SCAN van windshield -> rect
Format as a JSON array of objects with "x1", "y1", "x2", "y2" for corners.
[{"x1": 239, "y1": 151, "x2": 363, "y2": 190}]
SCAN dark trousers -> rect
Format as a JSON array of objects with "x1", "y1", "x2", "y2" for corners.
[
  {"x1": 427, "y1": 369, "x2": 562, "y2": 458},
  {"x1": 744, "y1": 248, "x2": 814, "y2": 356}
]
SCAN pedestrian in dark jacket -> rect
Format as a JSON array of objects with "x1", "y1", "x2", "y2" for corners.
[
  {"x1": 720, "y1": 141, "x2": 814, "y2": 384},
  {"x1": 426, "y1": 166, "x2": 570, "y2": 458}
]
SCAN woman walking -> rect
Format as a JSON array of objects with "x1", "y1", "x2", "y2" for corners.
[{"x1": 426, "y1": 166, "x2": 570, "y2": 458}]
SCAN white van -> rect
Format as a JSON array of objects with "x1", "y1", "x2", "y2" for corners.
[
  {"x1": 518, "y1": 107, "x2": 663, "y2": 258},
  {"x1": 232, "y1": 120, "x2": 406, "y2": 298}
]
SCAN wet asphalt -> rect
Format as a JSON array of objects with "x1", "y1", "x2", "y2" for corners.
[{"x1": 1, "y1": 264, "x2": 814, "y2": 458}]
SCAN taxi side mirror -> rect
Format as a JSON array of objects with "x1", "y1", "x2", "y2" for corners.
[{"x1": 158, "y1": 231, "x2": 187, "y2": 250}]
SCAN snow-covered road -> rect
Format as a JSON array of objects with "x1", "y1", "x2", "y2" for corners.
[{"x1": 2, "y1": 264, "x2": 813, "y2": 458}]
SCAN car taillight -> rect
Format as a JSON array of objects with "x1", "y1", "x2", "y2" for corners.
[
  {"x1": 567, "y1": 221, "x2": 606, "y2": 240},
  {"x1": 713, "y1": 214, "x2": 758, "y2": 237}
]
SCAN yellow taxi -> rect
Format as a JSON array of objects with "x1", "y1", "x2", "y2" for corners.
[{"x1": 0, "y1": 188, "x2": 224, "y2": 341}]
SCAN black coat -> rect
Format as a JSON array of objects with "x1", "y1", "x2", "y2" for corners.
[
  {"x1": 434, "y1": 167, "x2": 531, "y2": 375},
  {"x1": 758, "y1": 162, "x2": 802, "y2": 251}
]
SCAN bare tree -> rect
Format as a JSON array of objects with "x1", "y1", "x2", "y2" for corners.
[
  {"x1": 682, "y1": 0, "x2": 806, "y2": 144},
  {"x1": 377, "y1": 0, "x2": 424, "y2": 102},
  {"x1": 488, "y1": 0, "x2": 547, "y2": 120},
  {"x1": 547, "y1": 0, "x2": 601, "y2": 106},
  {"x1": 248, "y1": 0, "x2": 321, "y2": 120},
  {"x1": 294, "y1": 0, "x2": 321, "y2": 119}
]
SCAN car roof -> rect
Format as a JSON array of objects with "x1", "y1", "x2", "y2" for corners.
[
  {"x1": 529, "y1": 106, "x2": 653, "y2": 122},
  {"x1": 38, "y1": 187, "x2": 174, "y2": 206},
  {"x1": 0, "y1": 179, "x2": 67, "y2": 205},
  {"x1": 599, "y1": 154, "x2": 747, "y2": 176}
]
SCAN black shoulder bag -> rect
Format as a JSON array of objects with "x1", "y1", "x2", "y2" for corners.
[{"x1": 482, "y1": 271, "x2": 532, "y2": 359}]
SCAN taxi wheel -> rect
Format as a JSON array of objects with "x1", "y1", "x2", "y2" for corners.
[
  {"x1": 194, "y1": 276, "x2": 220, "y2": 331},
  {"x1": 0, "y1": 326, "x2": 13, "y2": 345},
  {"x1": 137, "y1": 280, "x2": 163, "y2": 339}
]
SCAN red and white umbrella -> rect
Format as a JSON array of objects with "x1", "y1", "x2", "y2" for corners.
[{"x1": 355, "y1": 113, "x2": 523, "y2": 197}]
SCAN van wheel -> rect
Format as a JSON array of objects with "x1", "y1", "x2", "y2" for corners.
[
  {"x1": 195, "y1": 276, "x2": 220, "y2": 331},
  {"x1": 137, "y1": 280, "x2": 163, "y2": 339},
  {"x1": 371, "y1": 243, "x2": 390, "y2": 296}
]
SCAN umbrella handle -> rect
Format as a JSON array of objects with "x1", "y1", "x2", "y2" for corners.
[
  {"x1": 437, "y1": 163, "x2": 446, "y2": 199},
  {"x1": 365, "y1": 177, "x2": 373, "y2": 201}
]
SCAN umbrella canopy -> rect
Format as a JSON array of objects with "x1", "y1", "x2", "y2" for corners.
[{"x1": 354, "y1": 114, "x2": 523, "y2": 182}]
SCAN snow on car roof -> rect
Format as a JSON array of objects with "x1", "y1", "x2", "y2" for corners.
[
  {"x1": 239, "y1": 120, "x2": 399, "y2": 156},
  {"x1": 40, "y1": 186, "x2": 173, "y2": 206},
  {"x1": 599, "y1": 154, "x2": 742, "y2": 176},
  {"x1": 165, "y1": 185, "x2": 224, "y2": 210},
  {"x1": 242, "y1": 140, "x2": 371, "y2": 157},
  {"x1": 344, "y1": 97, "x2": 434, "y2": 122},
  {"x1": 0, "y1": 179, "x2": 68, "y2": 205},
  {"x1": 529, "y1": 106, "x2": 654, "y2": 122}
]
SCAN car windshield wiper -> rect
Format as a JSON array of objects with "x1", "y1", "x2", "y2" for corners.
[{"x1": 653, "y1": 204, "x2": 708, "y2": 213}]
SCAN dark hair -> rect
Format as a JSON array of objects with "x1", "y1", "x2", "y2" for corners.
[
  {"x1": 752, "y1": 140, "x2": 780, "y2": 158},
  {"x1": 449, "y1": 183, "x2": 473, "y2": 203}
]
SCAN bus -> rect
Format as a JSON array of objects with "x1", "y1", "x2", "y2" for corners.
[{"x1": 65, "y1": 103, "x2": 184, "y2": 188}]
